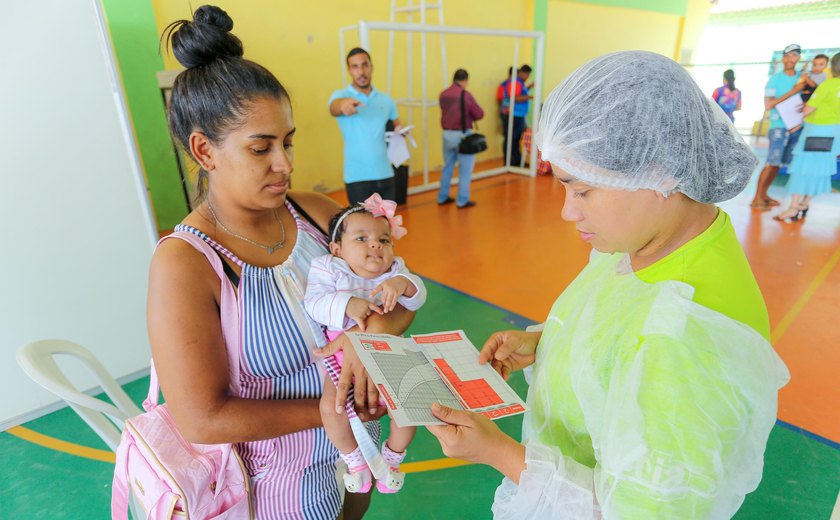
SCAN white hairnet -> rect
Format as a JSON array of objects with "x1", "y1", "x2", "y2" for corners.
[{"x1": 536, "y1": 51, "x2": 758, "y2": 203}]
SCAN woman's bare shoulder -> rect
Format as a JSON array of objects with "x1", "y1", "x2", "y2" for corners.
[{"x1": 149, "y1": 233, "x2": 218, "y2": 290}]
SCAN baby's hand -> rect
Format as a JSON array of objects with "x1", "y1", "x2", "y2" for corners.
[
  {"x1": 346, "y1": 297, "x2": 383, "y2": 331},
  {"x1": 370, "y1": 277, "x2": 415, "y2": 313}
]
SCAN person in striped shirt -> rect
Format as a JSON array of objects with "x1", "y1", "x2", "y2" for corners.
[{"x1": 150, "y1": 6, "x2": 416, "y2": 518}]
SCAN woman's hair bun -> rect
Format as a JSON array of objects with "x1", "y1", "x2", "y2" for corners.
[
  {"x1": 164, "y1": 5, "x2": 243, "y2": 69},
  {"x1": 193, "y1": 4, "x2": 234, "y2": 31}
]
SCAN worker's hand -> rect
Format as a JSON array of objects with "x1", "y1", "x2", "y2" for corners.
[
  {"x1": 313, "y1": 333, "x2": 382, "y2": 416},
  {"x1": 478, "y1": 330, "x2": 541, "y2": 380},
  {"x1": 427, "y1": 404, "x2": 523, "y2": 471},
  {"x1": 339, "y1": 98, "x2": 363, "y2": 116}
]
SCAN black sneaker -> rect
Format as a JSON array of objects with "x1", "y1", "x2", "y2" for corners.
[
  {"x1": 458, "y1": 201, "x2": 477, "y2": 208},
  {"x1": 438, "y1": 197, "x2": 455, "y2": 205}
]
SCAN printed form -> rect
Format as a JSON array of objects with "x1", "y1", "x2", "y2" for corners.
[{"x1": 346, "y1": 330, "x2": 526, "y2": 427}]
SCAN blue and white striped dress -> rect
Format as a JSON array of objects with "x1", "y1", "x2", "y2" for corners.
[{"x1": 174, "y1": 200, "x2": 378, "y2": 519}]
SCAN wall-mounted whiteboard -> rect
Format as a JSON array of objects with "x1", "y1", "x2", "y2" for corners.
[{"x1": 0, "y1": 0, "x2": 157, "y2": 427}]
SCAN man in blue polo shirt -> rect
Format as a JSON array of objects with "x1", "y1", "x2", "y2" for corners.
[
  {"x1": 751, "y1": 43, "x2": 805, "y2": 210},
  {"x1": 329, "y1": 47, "x2": 401, "y2": 204}
]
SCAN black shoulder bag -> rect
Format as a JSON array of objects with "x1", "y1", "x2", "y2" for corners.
[{"x1": 458, "y1": 89, "x2": 487, "y2": 155}]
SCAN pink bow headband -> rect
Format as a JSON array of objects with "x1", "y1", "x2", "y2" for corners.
[{"x1": 330, "y1": 193, "x2": 408, "y2": 243}]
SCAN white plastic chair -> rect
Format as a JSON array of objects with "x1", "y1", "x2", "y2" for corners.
[{"x1": 16, "y1": 339, "x2": 144, "y2": 518}]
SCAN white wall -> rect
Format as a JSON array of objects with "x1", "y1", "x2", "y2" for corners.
[{"x1": 0, "y1": 0, "x2": 156, "y2": 427}]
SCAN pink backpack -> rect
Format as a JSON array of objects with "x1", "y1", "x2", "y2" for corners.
[{"x1": 111, "y1": 232, "x2": 253, "y2": 519}]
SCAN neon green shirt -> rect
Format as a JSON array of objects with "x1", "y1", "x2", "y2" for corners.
[
  {"x1": 805, "y1": 77, "x2": 840, "y2": 125},
  {"x1": 518, "y1": 209, "x2": 786, "y2": 519},
  {"x1": 635, "y1": 209, "x2": 770, "y2": 340}
]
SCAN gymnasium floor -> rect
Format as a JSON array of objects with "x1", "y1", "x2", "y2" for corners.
[{"x1": 2, "y1": 155, "x2": 839, "y2": 519}]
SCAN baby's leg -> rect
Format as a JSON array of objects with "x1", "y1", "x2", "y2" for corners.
[
  {"x1": 320, "y1": 378, "x2": 357, "y2": 453},
  {"x1": 321, "y1": 375, "x2": 371, "y2": 493},
  {"x1": 385, "y1": 420, "x2": 416, "y2": 454},
  {"x1": 376, "y1": 418, "x2": 417, "y2": 494}
]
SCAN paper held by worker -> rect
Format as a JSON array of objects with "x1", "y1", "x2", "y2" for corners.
[
  {"x1": 385, "y1": 126, "x2": 416, "y2": 167},
  {"x1": 345, "y1": 330, "x2": 526, "y2": 428},
  {"x1": 775, "y1": 94, "x2": 804, "y2": 130}
]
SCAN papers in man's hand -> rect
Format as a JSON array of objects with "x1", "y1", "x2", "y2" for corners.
[
  {"x1": 775, "y1": 94, "x2": 804, "y2": 130},
  {"x1": 346, "y1": 330, "x2": 526, "y2": 428},
  {"x1": 385, "y1": 126, "x2": 416, "y2": 167},
  {"x1": 389, "y1": 125, "x2": 414, "y2": 136}
]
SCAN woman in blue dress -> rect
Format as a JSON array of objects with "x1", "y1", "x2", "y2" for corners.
[{"x1": 774, "y1": 53, "x2": 840, "y2": 222}]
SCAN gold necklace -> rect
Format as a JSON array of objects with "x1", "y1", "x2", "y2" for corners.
[{"x1": 206, "y1": 199, "x2": 286, "y2": 254}]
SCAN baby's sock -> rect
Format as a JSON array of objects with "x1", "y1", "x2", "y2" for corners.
[
  {"x1": 381, "y1": 443, "x2": 406, "y2": 467},
  {"x1": 340, "y1": 447, "x2": 372, "y2": 493},
  {"x1": 376, "y1": 443, "x2": 406, "y2": 494}
]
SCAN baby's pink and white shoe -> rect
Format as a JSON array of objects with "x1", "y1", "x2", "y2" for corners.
[
  {"x1": 376, "y1": 443, "x2": 407, "y2": 493},
  {"x1": 340, "y1": 447, "x2": 373, "y2": 493},
  {"x1": 375, "y1": 467, "x2": 405, "y2": 494},
  {"x1": 343, "y1": 465, "x2": 373, "y2": 493}
]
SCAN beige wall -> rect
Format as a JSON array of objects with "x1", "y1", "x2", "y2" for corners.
[
  {"x1": 544, "y1": 1, "x2": 679, "y2": 93},
  {"x1": 541, "y1": 0, "x2": 710, "y2": 94},
  {"x1": 679, "y1": 0, "x2": 713, "y2": 65},
  {"x1": 152, "y1": 1, "x2": 534, "y2": 193},
  {"x1": 150, "y1": 1, "x2": 710, "y2": 193}
]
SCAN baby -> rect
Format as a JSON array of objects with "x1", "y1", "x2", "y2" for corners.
[
  {"x1": 304, "y1": 193, "x2": 426, "y2": 494},
  {"x1": 801, "y1": 54, "x2": 829, "y2": 102}
]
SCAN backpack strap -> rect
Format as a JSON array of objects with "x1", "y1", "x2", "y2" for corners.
[
  {"x1": 114, "y1": 231, "x2": 244, "y2": 519},
  {"x1": 148, "y1": 231, "x2": 242, "y2": 403},
  {"x1": 214, "y1": 248, "x2": 241, "y2": 287},
  {"x1": 111, "y1": 433, "x2": 131, "y2": 520}
]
